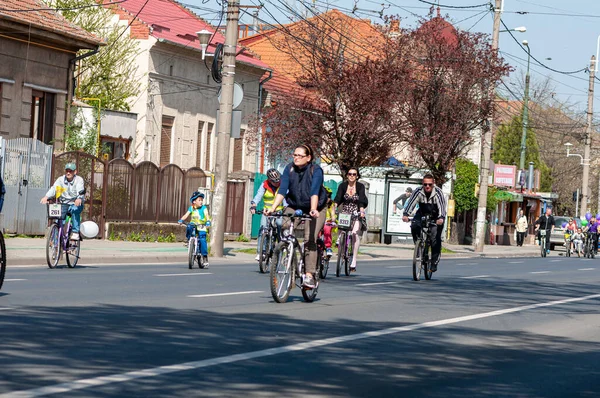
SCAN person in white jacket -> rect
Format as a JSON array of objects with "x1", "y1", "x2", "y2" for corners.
[
  {"x1": 40, "y1": 162, "x2": 85, "y2": 240},
  {"x1": 515, "y1": 209, "x2": 528, "y2": 247}
]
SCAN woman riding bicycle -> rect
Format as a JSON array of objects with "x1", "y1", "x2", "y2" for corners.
[
  {"x1": 333, "y1": 167, "x2": 368, "y2": 272},
  {"x1": 265, "y1": 144, "x2": 328, "y2": 289}
]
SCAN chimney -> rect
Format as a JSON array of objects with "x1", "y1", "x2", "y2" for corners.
[{"x1": 389, "y1": 19, "x2": 400, "y2": 39}]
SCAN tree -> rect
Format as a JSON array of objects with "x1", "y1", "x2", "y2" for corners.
[
  {"x1": 454, "y1": 158, "x2": 478, "y2": 213},
  {"x1": 388, "y1": 13, "x2": 511, "y2": 184},
  {"x1": 493, "y1": 115, "x2": 552, "y2": 191},
  {"x1": 46, "y1": 0, "x2": 141, "y2": 111}
]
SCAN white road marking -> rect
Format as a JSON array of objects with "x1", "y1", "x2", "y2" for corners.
[
  {"x1": 153, "y1": 273, "x2": 213, "y2": 277},
  {"x1": 187, "y1": 291, "x2": 263, "y2": 298},
  {"x1": 386, "y1": 265, "x2": 409, "y2": 269},
  {"x1": 355, "y1": 281, "x2": 398, "y2": 286},
  {"x1": 530, "y1": 271, "x2": 551, "y2": 274},
  {"x1": 0, "y1": 308, "x2": 12, "y2": 311},
  {"x1": 550, "y1": 260, "x2": 562, "y2": 263},
  {"x1": 4, "y1": 279, "x2": 27, "y2": 281},
  {"x1": 6, "y1": 292, "x2": 600, "y2": 398},
  {"x1": 578, "y1": 268, "x2": 596, "y2": 271},
  {"x1": 508, "y1": 261, "x2": 524, "y2": 264},
  {"x1": 460, "y1": 275, "x2": 491, "y2": 279}
]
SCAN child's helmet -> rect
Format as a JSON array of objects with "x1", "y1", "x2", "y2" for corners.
[
  {"x1": 190, "y1": 191, "x2": 205, "y2": 203},
  {"x1": 266, "y1": 168, "x2": 281, "y2": 183}
]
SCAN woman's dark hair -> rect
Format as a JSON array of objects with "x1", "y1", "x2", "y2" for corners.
[
  {"x1": 296, "y1": 144, "x2": 314, "y2": 162},
  {"x1": 346, "y1": 167, "x2": 361, "y2": 180}
]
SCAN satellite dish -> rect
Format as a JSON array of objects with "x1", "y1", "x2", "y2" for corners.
[{"x1": 217, "y1": 83, "x2": 244, "y2": 109}]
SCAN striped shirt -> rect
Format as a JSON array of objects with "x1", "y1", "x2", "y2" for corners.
[{"x1": 402, "y1": 186, "x2": 447, "y2": 220}]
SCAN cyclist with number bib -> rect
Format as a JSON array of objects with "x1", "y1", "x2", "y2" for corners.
[
  {"x1": 534, "y1": 207, "x2": 554, "y2": 255},
  {"x1": 250, "y1": 168, "x2": 286, "y2": 261},
  {"x1": 265, "y1": 144, "x2": 328, "y2": 289},
  {"x1": 402, "y1": 174, "x2": 446, "y2": 272},
  {"x1": 333, "y1": 167, "x2": 368, "y2": 272},
  {"x1": 40, "y1": 162, "x2": 85, "y2": 240}
]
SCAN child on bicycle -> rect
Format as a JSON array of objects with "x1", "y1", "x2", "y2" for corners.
[
  {"x1": 178, "y1": 191, "x2": 211, "y2": 260},
  {"x1": 322, "y1": 187, "x2": 336, "y2": 257}
]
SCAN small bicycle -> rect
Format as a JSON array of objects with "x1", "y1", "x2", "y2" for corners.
[
  {"x1": 46, "y1": 202, "x2": 81, "y2": 268},
  {"x1": 412, "y1": 215, "x2": 437, "y2": 281},
  {"x1": 183, "y1": 222, "x2": 209, "y2": 269},
  {"x1": 256, "y1": 209, "x2": 281, "y2": 274},
  {"x1": 270, "y1": 211, "x2": 324, "y2": 303},
  {"x1": 583, "y1": 233, "x2": 596, "y2": 259},
  {"x1": 538, "y1": 229, "x2": 548, "y2": 258},
  {"x1": 336, "y1": 211, "x2": 360, "y2": 277},
  {"x1": 316, "y1": 221, "x2": 335, "y2": 279}
]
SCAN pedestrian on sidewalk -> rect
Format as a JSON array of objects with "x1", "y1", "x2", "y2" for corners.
[{"x1": 516, "y1": 209, "x2": 528, "y2": 247}]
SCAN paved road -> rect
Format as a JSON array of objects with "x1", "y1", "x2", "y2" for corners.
[{"x1": 1, "y1": 255, "x2": 599, "y2": 397}]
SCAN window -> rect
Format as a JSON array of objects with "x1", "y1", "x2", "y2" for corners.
[
  {"x1": 205, "y1": 122, "x2": 214, "y2": 170},
  {"x1": 196, "y1": 121, "x2": 205, "y2": 168},
  {"x1": 160, "y1": 116, "x2": 174, "y2": 167},
  {"x1": 101, "y1": 136, "x2": 130, "y2": 161},
  {"x1": 30, "y1": 90, "x2": 55, "y2": 144},
  {"x1": 232, "y1": 129, "x2": 245, "y2": 171}
]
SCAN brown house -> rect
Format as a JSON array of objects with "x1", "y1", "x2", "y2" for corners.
[{"x1": 0, "y1": 0, "x2": 102, "y2": 146}]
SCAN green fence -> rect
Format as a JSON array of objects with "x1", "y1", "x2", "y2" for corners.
[{"x1": 250, "y1": 172, "x2": 341, "y2": 238}]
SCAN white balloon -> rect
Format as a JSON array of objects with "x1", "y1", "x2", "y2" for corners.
[{"x1": 80, "y1": 221, "x2": 99, "y2": 239}]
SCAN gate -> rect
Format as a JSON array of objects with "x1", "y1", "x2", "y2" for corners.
[
  {"x1": 0, "y1": 138, "x2": 53, "y2": 234},
  {"x1": 225, "y1": 181, "x2": 245, "y2": 234}
]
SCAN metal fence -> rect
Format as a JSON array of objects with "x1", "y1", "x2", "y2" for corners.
[{"x1": 366, "y1": 192, "x2": 384, "y2": 230}]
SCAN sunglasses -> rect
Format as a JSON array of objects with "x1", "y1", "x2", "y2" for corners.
[
  {"x1": 293, "y1": 153, "x2": 307, "y2": 158},
  {"x1": 423, "y1": 183, "x2": 433, "y2": 187},
  {"x1": 65, "y1": 169, "x2": 75, "y2": 172},
  {"x1": 347, "y1": 172, "x2": 357, "y2": 176}
]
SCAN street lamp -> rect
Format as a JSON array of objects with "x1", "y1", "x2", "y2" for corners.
[
  {"x1": 196, "y1": 30, "x2": 213, "y2": 60},
  {"x1": 519, "y1": 39, "x2": 531, "y2": 171},
  {"x1": 565, "y1": 142, "x2": 585, "y2": 165},
  {"x1": 500, "y1": 26, "x2": 526, "y2": 33}
]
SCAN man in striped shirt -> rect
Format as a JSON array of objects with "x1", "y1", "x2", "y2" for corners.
[{"x1": 402, "y1": 174, "x2": 447, "y2": 272}]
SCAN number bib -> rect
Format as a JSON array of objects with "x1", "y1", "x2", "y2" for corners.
[
  {"x1": 338, "y1": 213, "x2": 352, "y2": 228},
  {"x1": 48, "y1": 204, "x2": 62, "y2": 219},
  {"x1": 539, "y1": 230, "x2": 546, "y2": 236}
]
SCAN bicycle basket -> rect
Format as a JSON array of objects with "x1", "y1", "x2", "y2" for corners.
[
  {"x1": 47, "y1": 203, "x2": 70, "y2": 220},
  {"x1": 539, "y1": 230, "x2": 547, "y2": 237},
  {"x1": 338, "y1": 213, "x2": 353, "y2": 230}
]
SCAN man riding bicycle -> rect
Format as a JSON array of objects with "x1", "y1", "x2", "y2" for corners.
[
  {"x1": 402, "y1": 174, "x2": 446, "y2": 272},
  {"x1": 40, "y1": 162, "x2": 85, "y2": 240},
  {"x1": 534, "y1": 207, "x2": 554, "y2": 255}
]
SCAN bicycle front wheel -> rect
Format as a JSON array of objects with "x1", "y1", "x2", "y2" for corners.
[
  {"x1": 412, "y1": 240, "x2": 423, "y2": 281},
  {"x1": 336, "y1": 231, "x2": 346, "y2": 277},
  {"x1": 0, "y1": 232, "x2": 5, "y2": 290},
  {"x1": 66, "y1": 238, "x2": 80, "y2": 268},
  {"x1": 271, "y1": 242, "x2": 296, "y2": 303},
  {"x1": 258, "y1": 230, "x2": 270, "y2": 274},
  {"x1": 188, "y1": 237, "x2": 196, "y2": 269},
  {"x1": 423, "y1": 242, "x2": 433, "y2": 280},
  {"x1": 541, "y1": 238, "x2": 546, "y2": 257},
  {"x1": 46, "y1": 224, "x2": 61, "y2": 269},
  {"x1": 345, "y1": 236, "x2": 353, "y2": 276}
]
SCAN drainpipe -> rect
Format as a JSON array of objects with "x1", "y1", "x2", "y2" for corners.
[
  {"x1": 256, "y1": 70, "x2": 272, "y2": 174},
  {"x1": 66, "y1": 47, "x2": 100, "y2": 149}
]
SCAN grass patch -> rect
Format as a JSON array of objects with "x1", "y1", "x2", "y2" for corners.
[
  {"x1": 234, "y1": 248, "x2": 256, "y2": 254},
  {"x1": 441, "y1": 247, "x2": 455, "y2": 254}
]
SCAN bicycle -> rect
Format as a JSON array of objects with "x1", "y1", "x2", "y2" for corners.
[
  {"x1": 317, "y1": 221, "x2": 335, "y2": 279},
  {"x1": 564, "y1": 232, "x2": 572, "y2": 257},
  {"x1": 46, "y1": 202, "x2": 81, "y2": 268},
  {"x1": 583, "y1": 233, "x2": 596, "y2": 259},
  {"x1": 183, "y1": 222, "x2": 209, "y2": 269},
  {"x1": 336, "y1": 211, "x2": 360, "y2": 277},
  {"x1": 0, "y1": 229, "x2": 5, "y2": 290},
  {"x1": 538, "y1": 229, "x2": 548, "y2": 258},
  {"x1": 411, "y1": 215, "x2": 437, "y2": 281},
  {"x1": 255, "y1": 209, "x2": 281, "y2": 274},
  {"x1": 270, "y1": 210, "x2": 323, "y2": 303}
]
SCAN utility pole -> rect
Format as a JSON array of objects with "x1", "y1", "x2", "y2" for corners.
[
  {"x1": 474, "y1": 0, "x2": 502, "y2": 252},
  {"x1": 519, "y1": 42, "x2": 531, "y2": 170},
  {"x1": 580, "y1": 55, "x2": 596, "y2": 216},
  {"x1": 210, "y1": 0, "x2": 240, "y2": 257}
]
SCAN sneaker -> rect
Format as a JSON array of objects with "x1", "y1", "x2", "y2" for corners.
[
  {"x1": 303, "y1": 274, "x2": 316, "y2": 289},
  {"x1": 184, "y1": 241, "x2": 188, "y2": 247},
  {"x1": 255, "y1": 254, "x2": 261, "y2": 261},
  {"x1": 203, "y1": 256, "x2": 209, "y2": 268},
  {"x1": 70, "y1": 232, "x2": 80, "y2": 241},
  {"x1": 326, "y1": 248, "x2": 333, "y2": 257},
  {"x1": 430, "y1": 263, "x2": 438, "y2": 272},
  {"x1": 546, "y1": 250, "x2": 550, "y2": 254}
]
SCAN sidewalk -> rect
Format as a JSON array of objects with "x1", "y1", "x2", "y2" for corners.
[{"x1": 4, "y1": 236, "x2": 542, "y2": 266}]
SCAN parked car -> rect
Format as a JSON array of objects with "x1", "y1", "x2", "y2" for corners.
[{"x1": 549, "y1": 216, "x2": 581, "y2": 250}]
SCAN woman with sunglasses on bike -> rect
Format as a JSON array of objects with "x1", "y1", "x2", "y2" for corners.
[
  {"x1": 266, "y1": 144, "x2": 328, "y2": 289},
  {"x1": 333, "y1": 167, "x2": 368, "y2": 272}
]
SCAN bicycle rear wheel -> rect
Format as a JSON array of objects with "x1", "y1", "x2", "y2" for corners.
[
  {"x1": 271, "y1": 242, "x2": 296, "y2": 303},
  {"x1": 320, "y1": 243, "x2": 329, "y2": 279},
  {"x1": 412, "y1": 240, "x2": 423, "y2": 281},
  {"x1": 0, "y1": 232, "x2": 5, "y2": 290},
  {"x1": 423, "y1": 242, "x2": 433, "y2": 280},
  {"x1": 258, "y1": 230, "x2": 270, "y2": 274},
  {"x1": 336, "y1": 231, "x2": 346, "y2": 277},
  {"x1": 46, "y1": 224, "x2": 61, "y2": 269},
  {"x1": 302, "y1": 247, "x2": 319, "y2": 302},
  {"x1": 188, "y1": 237, "x2": 196, "y2": 269},
  {"x1": 66, "y1": 238, "x2": 80, "y2": 268}
]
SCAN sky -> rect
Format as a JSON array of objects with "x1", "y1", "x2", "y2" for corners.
[{"x1": 186, "y1": 0, "x2": 600, "y2": 117}]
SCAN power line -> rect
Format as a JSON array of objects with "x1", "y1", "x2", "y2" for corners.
[
  {"x1": 417, "y1": 0, "x2": 490, "y2": 9},
  {"x1": 0, "y1": 0, "x2": 128, "y2": 12}
]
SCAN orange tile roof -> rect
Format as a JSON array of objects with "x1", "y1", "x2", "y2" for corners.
[{"x1": 0, "y1": 0, "x2": 102, "y2": 47}]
